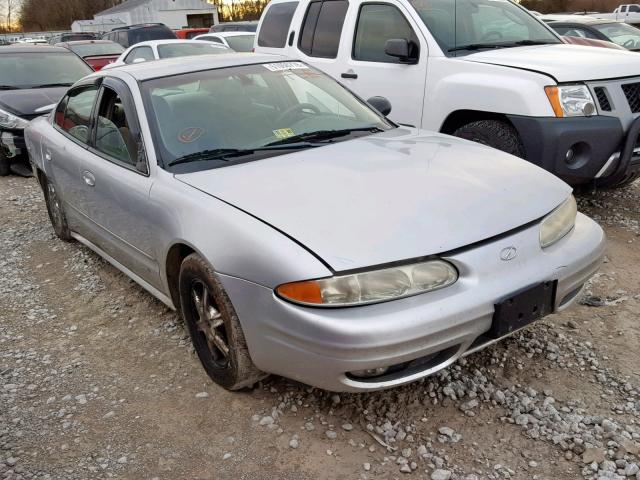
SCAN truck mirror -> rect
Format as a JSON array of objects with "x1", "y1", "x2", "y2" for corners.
[
  {"x1": 384, "y1": 38, "x2": 418, "y2": 64},
  {"x1": 367, "y1": 96, "x2": 392, "y2": 116}
]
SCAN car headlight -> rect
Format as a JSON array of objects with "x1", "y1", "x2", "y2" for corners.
[
  {"x1": 0, "y1": 108, "x2": 29, "y2": 129},
  {"x1": 276, "y1": 259, "x2": 458, "y2": 307},
  {"x1": 540, "y1": 195, "x2": 577, "y2": 248},
  {"x1": 545, "y1": 85, "x2": 596, "y2": 117}
]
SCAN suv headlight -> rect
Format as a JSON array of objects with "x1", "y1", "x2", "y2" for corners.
[
  {"x1": 545, "y1": 85, "x2": 596, "y2": 117},
  {"x1": 0, "y1": 108, "x2": 29, "y2": 129},
  {"x1": 276, "y1": 259, "x2": 458, "y2": 307},
  {"x1": 540, "y1": 195, "x2": 577, "y2": 248}
]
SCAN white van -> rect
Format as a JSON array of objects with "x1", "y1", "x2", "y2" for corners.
[{"x1": 255, "y1": 0, "x2": 640, "y2": 188}]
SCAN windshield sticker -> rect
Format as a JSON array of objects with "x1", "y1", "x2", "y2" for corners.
[
  {"x1": 178, "y1": 127, "x2": 204, "y2": 143},
  {"x1": 264, "y1": 62, "x2": 309, "y2": 72},
  {"x1": 273, "y1": 128, "x2": 295, "y2": 139}
]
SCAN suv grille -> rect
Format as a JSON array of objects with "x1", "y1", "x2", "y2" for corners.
[
  {"x1": 622, "y1": 82, "x2": 640, "y2": 113},
  {"x1": 594, "y1": 87, "x2": 611, "y2": 111}
]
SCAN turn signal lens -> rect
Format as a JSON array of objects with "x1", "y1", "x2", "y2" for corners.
[
  {"x1": 545, "y1": 86, "x2": 564, "y2": 118},
  {"x1": 276, "y1": 260, "x2": 458, "y2": 307}
]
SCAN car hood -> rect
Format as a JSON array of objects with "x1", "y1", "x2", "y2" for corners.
[
  {"x1": 464, "y1": 44, "x2": 640, "y2": 82},
  {"x1": 177, "y1": 129, "x2": 571, "y2": 272},
  {"x1": 0, "y1": 87, "x2": 68, "y2": 118}
]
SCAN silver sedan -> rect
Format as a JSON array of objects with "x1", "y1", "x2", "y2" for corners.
[{"x1": 25, "y1": 54, "x2": 606, "y2": 392}]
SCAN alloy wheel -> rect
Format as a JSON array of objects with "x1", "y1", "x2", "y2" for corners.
[{"x1": 190, "y1": 280, "x2": 230, "y2": 368}]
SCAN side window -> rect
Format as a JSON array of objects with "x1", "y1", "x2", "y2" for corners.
[
  {"x1": 118, "y1": 31, "x2": 129, "y2": 48},
  {"x1": 298, "y1": 0, "x2": 348, "y2": 58},
  {"x1": 630, "y1": 5, "x2": 640, "y2": 12},
  {"x1": 60, "y1": 86, "x2": 99, "y2": 144},
  {"x1": 257, "y1": 2, "x2": 298, "y2": 48},
  {"x1": 53, "y1": 95, "x2": 68, "y2": 129},
  {"x1": 353, "y1": 4, "x2": 419, "y2": 63},
  {"x1": 125, "y1": 46, "x2": 154, "y2": 64},
  {"x1": 94, "y1": 87, "x2": 140, "y2": 169},
  {"x1": 210, "y1": 36, "x2": 224, "y2": 43}
]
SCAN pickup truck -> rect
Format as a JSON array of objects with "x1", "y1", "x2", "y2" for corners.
[
  {"x1": 255, "y1": 0, "x2": 640, "y2": 188},
  {"x1": 592, "y1": 4, "x2": 640, "y2": 25}
]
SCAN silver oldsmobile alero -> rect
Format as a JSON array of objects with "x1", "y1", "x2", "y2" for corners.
[{"x1": 25, "y1": 54, "x2": 606, "y2": 392}]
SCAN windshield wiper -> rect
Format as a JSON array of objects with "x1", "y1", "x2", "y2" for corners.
[
  {"x1": 168, "y1": 143, "x2": 322, "y2": 167},
  {"x1": 448, "y1": 40, "x2": 557, "y2": 53},
  {"x1": 30, "y1": 83, "x2": 73, "y2": 89},
  {"x1": 0, "y1": 85, "x2": 19, "y2": 90},
  {"x1": 265, "y1": 126, "x2": 384, "y2": 147}
]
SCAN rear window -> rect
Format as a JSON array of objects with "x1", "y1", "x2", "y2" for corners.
[
  {"x1": 70, "y1": 43, "x2": 125, "y2": 57},
  {"x1": 299, "y1": 0, "x2": 348, "y2": 58},
  {"x1": 62, "y1": 34, "x2": 95, "y2": 42},
  {"x1": 225, "y1": 34, "x2": 256, "y2": 52},
  {"x1": 131, "y1": 26, "x2": 177, "y2": 44},
  {"x1": 257, "y1": 2, "x2": 298, "y2": 48},
  {"x1": 157, "y1": 42, "x2": 230, "y2": 59}
]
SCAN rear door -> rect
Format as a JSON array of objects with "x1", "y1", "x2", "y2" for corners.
[
  {"x1": 334, "y1": 0, "x2": 428, "y2": 127},
  {"x1": 81, "y1": 76, "x2": 161, "y2": 288}
]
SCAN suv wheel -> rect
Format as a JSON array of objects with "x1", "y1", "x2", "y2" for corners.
[
  {"x1": 179, "y1": 253, "x2": 265, "y2": 390},
  {"x1": 453, "y1": 120, "x2": 526, "y2": 158}
]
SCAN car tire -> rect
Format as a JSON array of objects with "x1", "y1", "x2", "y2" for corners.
[
  {"x1": 598, "y1": 171, "x2": 640, "y2": 189},
  {"x1": 43, "y1": 176, "x2": 72, "y2": 241},
  {"x1": 179, "y1": 253, "x2": 266, "y2": 390},
  {"x1": 0, "y1": 151, "x2": 10, "y2": 176},
  {"x1": 453, "y1": 120, "x2": 526, "y2": 158}
]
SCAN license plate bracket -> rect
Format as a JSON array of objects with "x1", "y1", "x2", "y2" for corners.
[{"x1": 489, "y1": 281, "x2": 557, "y2": 339}]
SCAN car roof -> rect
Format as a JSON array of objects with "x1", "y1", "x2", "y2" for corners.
[
  {"x1": 106, "y1": 52, "x2": 287, "y2": 81},
  {"x1": 59, "y1": 40, "x2": 117, "y2": 46},
  {"x1": 543, "y1": 15, "x2": 617, "y2": 25},
  {"x1": 204, "y1": 31, "x2": 255, "y2": 38},
  {"x1": 130, "y1": 39, "x2": 220, "y2": 47},
  {"x1": 0, "y1": 45, "x2": 71, "y2": 54}
]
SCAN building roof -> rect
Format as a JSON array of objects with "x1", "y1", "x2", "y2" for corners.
[
  {"x1": 73, "y1": 19, "x2": 126, "y2": 26},
  {"x1": 96, "y1": 0, "x2": 151, "y2": 17}
]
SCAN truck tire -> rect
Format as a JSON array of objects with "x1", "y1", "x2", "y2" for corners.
[
  {"x1": 599, "y1": 171, "x2": 640, "y2": 189},
  {"x1": 179, "y1": 253, "x2": 266, "y2": 391},
  {"x1": 0, "y1": 151, "x2": 10, "y2": 176},
  {"x1": 453, "y1": 120, "x2": 526, "y2": 158}
]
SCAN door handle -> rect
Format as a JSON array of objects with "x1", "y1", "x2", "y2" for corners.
[
  {"x1": 82, "y1": 171, "x2": 96, "y2": 187},
  {"x1": 341, "y1": 72, "x2": 358, "y2": 79}
]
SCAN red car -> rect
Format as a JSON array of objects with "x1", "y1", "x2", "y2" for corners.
[
  {"x1": 55, "y1": 40, "x2": 125, "y2": 71},
  {"x1": 561, "y1": 35, "x2": 627, "y2": 50},
  {"x1": 175, "y1": 28, "x2": 210, "y2": 39}
]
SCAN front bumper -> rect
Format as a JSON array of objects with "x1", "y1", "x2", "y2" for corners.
[
  {"x1": 508, "y1": 115, "x2": 640, "y2": 186},
  {"x1": 219, "y1": 213, "x2": 605, "y2": 392},
  {"x1": 0, "y1": 128, "x2": 26, "y2": 159}
]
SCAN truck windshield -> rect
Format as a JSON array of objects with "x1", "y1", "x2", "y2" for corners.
[{"x1": 408, "y1": 0, "x2": 561, "y2": 55}]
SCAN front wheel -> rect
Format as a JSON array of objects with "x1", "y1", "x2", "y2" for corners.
[
  {"x1": 178, "y1": 253, "x2": 265, "y2": 390},
  {"x1": 453, "y1": 120, "x2": 526, "y2": 158}
]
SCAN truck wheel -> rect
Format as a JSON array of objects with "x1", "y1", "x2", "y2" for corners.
[
  {"x1": 599, "y1": 171, "x2": 640, "y2": 189},
  {"x1": 179, "y1": 253, "x2": 266, "y2": 391},
  {"x1": 0, "y1": 151, "x2": 10, "y2": 176},
  {"x1": 43, "y1": 176, "x2": 72, "y2": 241},
  {"x1": 453, "y1": 120, "x2": 526, "y2": 158}
]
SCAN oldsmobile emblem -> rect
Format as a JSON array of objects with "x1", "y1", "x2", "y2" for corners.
[{"x1": 499, "y1": 246, "x2": 518, "y2": 261}]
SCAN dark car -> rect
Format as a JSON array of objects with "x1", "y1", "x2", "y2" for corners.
[
  {"x1": 0, "y1": 46, "x2": 93, "y2": 176},
  {"x1": 102, "y1": 23, "x2": 176, "y2": 48},
  {"x1": 209, "y1": 21, "x2": 258, "y2": 33},
  {"x1": 55, "y1": 40, "x2": 125, "y2": 71},
  {"x1": 544, "y1": 16, "x2": 640, "y2": 51},
  {"x1": 48, "y1": 33, "x2": 97, "y2": 45}
]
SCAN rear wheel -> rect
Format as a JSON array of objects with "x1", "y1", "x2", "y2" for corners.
[
  {"x1": 43, "y1": 176, "x2": 72, "y2": 241},
  {"x1": 178, "y1": 253, "x2": 265, "y2": 390},
  {"x1": 453, "y1": 120, "x2": 526, "y2": 158},
  {"x1": 0, "y1": 151, "x2": 10, "y2": 176}
]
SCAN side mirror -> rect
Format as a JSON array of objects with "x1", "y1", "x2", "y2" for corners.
[
  {"x1": 132, "y1": 58, "x2": 147, "y2": 64},
  {"x1": 367, "y1": 96, "x2": 392, "y2": 116},
  {"x1": 384, "y1": 38, "x2": 418, "y2": 64}
]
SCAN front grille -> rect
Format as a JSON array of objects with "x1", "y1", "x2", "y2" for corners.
[
  {"x1": 594, "y1": 87, "x2": 611, "y2": 111},
  {"x1": 622, "y1": 82, "x2": 640, "y2": 113}
]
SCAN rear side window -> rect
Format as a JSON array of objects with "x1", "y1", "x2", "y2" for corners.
[
  {"x1": 299, "y1": 0, "x2": 348, "y2": 58},
  {"x1": 257, "y1": 2, "x2": 298, "y2": 48},
  {"x1": 353, "y1": 3, "x2": 418, "y2": 63}
]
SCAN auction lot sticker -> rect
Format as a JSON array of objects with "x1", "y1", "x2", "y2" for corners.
[{"x1": 264, "y1": 62, "x2": 308, "y2": 71}]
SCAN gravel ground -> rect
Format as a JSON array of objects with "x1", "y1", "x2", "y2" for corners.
[{"x1": 0, "y1": 175, "x2": 639, "y2": 480}]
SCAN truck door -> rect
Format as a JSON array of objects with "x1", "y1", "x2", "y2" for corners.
[{"x1": 333, "y1": 0, "x2": 428, "y2": 127}]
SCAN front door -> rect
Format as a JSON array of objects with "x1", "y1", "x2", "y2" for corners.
[
  {"x1": 81, "y1": 77, "x2": 161, "y2": 289},
  {"x1": 336, "y1": 0, "x2": 428, "y2": 127}
]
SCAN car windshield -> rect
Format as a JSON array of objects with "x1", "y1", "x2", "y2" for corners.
[
  {"x1": 0, "y1": 52, "x2": 92, "y2": 88},
  {"x1": 593, "y1": 22, "x2": 640, "y2": 49},
  {"x1": 225, "y1": 34, "x2": 255, "y2": 52},
  {"x1": 408, "y1": 0, "x2": 561, "y2": 55},
  {"x1": 142, "y1": 62, "x2": 392, "y2": 171},
  {"x1": 70, "y1": 43, "x2": 125, "y2": 57},
  {"x1": 157, "y1": 42, "x2": 230, "y2": 59}
]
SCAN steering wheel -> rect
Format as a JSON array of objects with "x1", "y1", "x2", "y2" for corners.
[
  {"x1": 481, "y1": 31, "x2": 504, "y2": 42},
  {"x1": 623, "y1": 38, "x2": 637, "y2": 49},
  {"x1": 276, "y1": 103, "x2": 321, "y2": 125}
]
